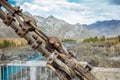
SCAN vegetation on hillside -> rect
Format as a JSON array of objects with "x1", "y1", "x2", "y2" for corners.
[
  {"x1": 83, "y1": 35, "x2": 120, "y2": 43},
  {"x1": 0, "y1": 39, "x2": 15, "y2": 48},
  {"x1": 118, "y1": 35, "x2": 120, "y2": 42},
  {"x1": 61, "y1": 39, "x2": 76, "y2": 42},
  {"x1": 99, "y1": 36, "x2": 106, "y2": 41},
  {"x1": 0, "y1": 38, "x2": 27, "y2": 48},
  {"x1": 83, "y1": 36, "x2": 106, "y2": 43}
]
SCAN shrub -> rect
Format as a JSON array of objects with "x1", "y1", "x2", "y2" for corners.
[
  {"x1": 61, "y1": 39, "x2": 76, "y2": 42},
  {"x1": 100, "y1": 36, "x2": 106, "y2": 41},
  {"x1": 0, "y1": 39, "x2": 15, "y2": 48},
  {"x1": 118, "y1": 35, "x2": 120, "y2": 42},
  {"x1": 83, "y1": 36, "x2": 99, "y2": 43}
]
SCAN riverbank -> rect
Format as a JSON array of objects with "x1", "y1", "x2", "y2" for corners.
[
  {"x1": 0, "y1": 41, "x2": 120, "y2": 68},
  {"x1": 67, "y1": 42, "x2": 120, "y2": 68},
  {"x1": 0, "y1": 45, "x2": 44, "y2": 61}
]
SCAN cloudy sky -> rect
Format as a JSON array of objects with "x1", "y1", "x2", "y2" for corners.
[{"x1": 7, "y1": 0, "x2": 120, "y2": 24}]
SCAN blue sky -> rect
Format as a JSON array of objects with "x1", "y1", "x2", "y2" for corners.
[{"x1": 7, "y1": 0, "x2": 120, "y2": 24}]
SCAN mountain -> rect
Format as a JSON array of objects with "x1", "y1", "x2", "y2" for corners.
[
  {"x1": 1, "y1": 12, "x2": 119, "y2": 40},
  {"x1": 34, "y1": 15, "x2": 96, "y2": 40},
  {"x1": 0, "y1": 20, "x2": 18, "y2": 38},
  {"x1": 84, "y1": 20, "x2": 120, "y2": 37}
]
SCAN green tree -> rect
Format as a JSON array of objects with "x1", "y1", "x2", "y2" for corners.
[
  {"x1": 92, "y1": 36, "x2": 99, "y2": 42},
  {"x1": 118, "y1": 35, "x2": 120, "y2": 42},
  {"x1": 100, "y1": 36, "x2": 106, "y2": 41},
  {"x1": 83, "y1": 38, "x2": 91, "y2": 43},
  {"x1": 61, "y1": 39, "x2": 76, "y2": 42},
  {"x1": 94, "y1": 36, "x2": 98, "y2": 41},
  {"x1": 83, "y1": 36, "x2": 99, "y2": 43}
]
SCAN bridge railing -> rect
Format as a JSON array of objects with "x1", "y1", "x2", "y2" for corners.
[
  {"x1": 0, "y1": 61, "x2": 120, "y2": 80},
  {"x1": 0, "y1": 61, "x2": 59, "y2": 80}
]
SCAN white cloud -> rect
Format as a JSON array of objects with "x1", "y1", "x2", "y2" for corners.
[{"x1": 18, "y1": 0, "x2": 120, "y2": 24}]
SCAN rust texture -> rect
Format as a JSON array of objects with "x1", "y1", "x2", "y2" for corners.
[{"x1": 0, "y1": 0, "x2": 97, "y2": 80}]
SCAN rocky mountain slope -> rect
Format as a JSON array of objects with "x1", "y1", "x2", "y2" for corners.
[
  {"x1": 23, "y1": 13, "x2": 120, "y2": 39},
  {"x1": 34, "y1": 15, "x2": 96, "y2": 40},
  {"x1": 66, "y1": 42, "x2": 120, "y2": 68},
  {"x1": 0, "y1": 12, "x2": 120, "y2": 40},
  {"x1": 84, "y1": 20, "x2": 120, "y2": 37},
  {"x1": 0, "y1": 20, "x2": 18, "y2": 38}
]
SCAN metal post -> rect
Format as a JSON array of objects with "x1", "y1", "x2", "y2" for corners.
[
  {"x1": 40, "y1": 67, "x2": 41, "y2": 80},
  {"x1": 11, "y1": 66, "x2": 13, "y2": 80},
  {"x1": 45, "y1": 68, "x2": 47, "y2": 78},
  {"x1": 15, "y1": 66, "x2": 17, "y2": 80},
  {"x1": 7, "y1": 66, "x2": 8, "y2": 80},
  {"x1": 20, "y1": 66, "x2": 22, "y2": 80},
  {"x1": 30, "y1": 67, "x2": 36, "y2": 80},
  {"x1": 3, "y1": 66, "x2": 4, "y2": 80},
  {"x1": 25, "y1": 67, "x2": 27, "y2": 80},
  {"x1": 50, "y1": 70, "x2": 52, "y2": 80},
  {"x1": 0, "y1": 66, "x2": 1, "y2": 80}
]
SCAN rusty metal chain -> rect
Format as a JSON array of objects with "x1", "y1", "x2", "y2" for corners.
[{"x1": 0, "y1": 0, "x2": 97, "y2": 80}]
